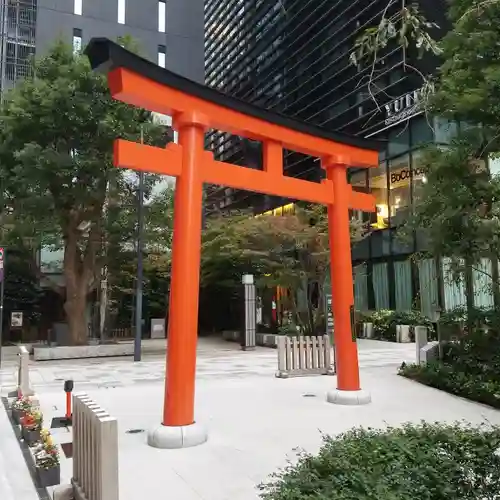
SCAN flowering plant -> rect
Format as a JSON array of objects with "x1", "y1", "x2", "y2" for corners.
[
  {"x1": 11, "y1": 397, "x2": 32, "y2": 412},
  {"x1": 34, "y1": 429, "x2": 59, "y2": 469},
  {"x1": 21, "y1": 410, "x2": 43, "y2": 430}
]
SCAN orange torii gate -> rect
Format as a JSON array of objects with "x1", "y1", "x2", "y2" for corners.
[{"x1": 86, "y1": 38, "x2": 381, "y2": 449}]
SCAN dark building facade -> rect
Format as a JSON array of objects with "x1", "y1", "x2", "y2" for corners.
[
  {"x1": 204, "y1": 0, "x2": 496, "y2": 317},
  {"x1": 0, "y1": 0, "x2": 204, "y2": 96}
]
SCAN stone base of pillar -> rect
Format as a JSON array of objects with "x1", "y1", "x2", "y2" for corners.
[
  {"x1": 147, "y1": 421, "x2": 208, "y2": 449},
  {"x1": 326, "y1": 389, "x2": 371, "y2": 406}
]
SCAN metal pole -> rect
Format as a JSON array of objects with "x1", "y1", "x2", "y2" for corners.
[
  {"x1": 134, "y1": 127, "x2": 144, "y2": 362},
  {"x1": 0, "y1": 251, "x2": 5, "y2": 369}
]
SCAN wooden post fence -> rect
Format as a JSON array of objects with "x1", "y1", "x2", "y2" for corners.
[
  {"x1": 276, "y1": 335, "x2": 335, "y2": 378},
  {"x1": 72, "y1": 393, "x2": 119, "y2": 500}
]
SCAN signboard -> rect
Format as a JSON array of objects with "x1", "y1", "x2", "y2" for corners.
[
  {"x1": 11, "y1": 311, "x2": 23, "y2": 328},
  {"x1": 150, "y1": 318, "x2": 165, "y2": 339},
  {"x1": 384, "y1": 88, "x2": 423, "y2": 126},
  {"x1": 325, "y1": 294, "x2": 334, "y2": 341}
]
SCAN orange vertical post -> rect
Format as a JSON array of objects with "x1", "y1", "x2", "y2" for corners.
[
  {"x1": 325, "y1": 162, "x2": 363, "y2": 396},
  {"x1": 162, "y1": 113, "x2": 205, "y2": 427}
]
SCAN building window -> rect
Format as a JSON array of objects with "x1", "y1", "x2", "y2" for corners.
[
  {"x1": 388, "y1": 155, "x2": 411, "y2": 227},
  {"x1": 368, "y1": 162, "x2": 389, "y2": 230},
  {"x1": 74, "y1": 0, "x2": 82, "y2": 15},
  {"x1": 411, "y1": 151, "x2": 428, "y2": 207},
  {"x1": 158, "y1": 1, "x2": 166, "y2": 32},
  {"x1": 117, "y1": 0, "x2": 125, "y2": 24},
  {"x1": 73, "y1": 28, "x2": 82, "y2": 54},
  {"x1": 158, "y1": 45, "x2": 166, "y2": 68}
]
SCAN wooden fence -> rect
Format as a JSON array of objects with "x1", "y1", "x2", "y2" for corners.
[
  {"x1": 72, "y1": 394, "x2": 119, "y2": 500},
  {"x1": 276, "y1": 335, "x2": 335, "y2": 378}
]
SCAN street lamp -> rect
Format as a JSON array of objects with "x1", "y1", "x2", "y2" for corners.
[
  {"x1": 134, "y1": 114, "x2": 177, "y2": 362},
  {"x1": 134, "y1": 127, "x2": 145, "y2": 362}
]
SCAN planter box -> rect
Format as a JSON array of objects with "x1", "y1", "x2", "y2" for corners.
[
  {"x1": 22, "y1": 427, "x2": 41, "y2": 446},
  {"x1": 34, "y1": 343, "x2": 135, "y2": 361},
  {"x1": 36, "y1": 464, "x2": 60, "y2": 488},
  {"x1": 11, "y1": 408, "x2": 25, "y2": 424}
]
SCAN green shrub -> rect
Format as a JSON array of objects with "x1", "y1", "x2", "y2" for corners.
[
  {"x1": 260, "y1": 422, "x2": 500, "y2": 500},
  {"x1": 439, "y1": 306, "x2": 500, "y2": 331},
  {"x1": 400, "y1": 328, "x2": 500, "y2": 408},
  {"x1": 400, "y1": 361, "x2": 500, "y2": 408},
  {"x1": 364, "y1": 309, "x2": 435, "y2": 342}
]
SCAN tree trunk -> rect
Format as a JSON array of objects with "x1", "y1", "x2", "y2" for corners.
[
  {"x1": 63, "y1": 226, "x2": 96, "y2": 346},
  {"x1": 64, "y1": 289, "x2": 88, "y2": 345}
]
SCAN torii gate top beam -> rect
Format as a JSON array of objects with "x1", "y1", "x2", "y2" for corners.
[{"x1": 85, "y1": 39, "x2": 382, "y2": 212}]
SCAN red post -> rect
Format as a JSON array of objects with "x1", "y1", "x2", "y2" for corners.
[
  {"x1": 162, "y1": 113, "x2": 205, "y2": 427},
  {"x1": 65, "y1": 392, "x2": 72, "y2": 420},
  {"x1": 325, "y1": 162, "x2": 361, "y2": 392}
]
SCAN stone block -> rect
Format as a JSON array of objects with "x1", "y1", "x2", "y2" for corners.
[
  {"x1": 396, "y1": 325, "x2": 411, "y2": 343},
  {"x1": 33, "y1": 343, "x2": 134, "y2": 361},
  {"x1": 420, "y1": 341, "x2": 439, "y2": 365},
  {"x1": 414, "y1": 326, "x2": 428, "y2": 364}
]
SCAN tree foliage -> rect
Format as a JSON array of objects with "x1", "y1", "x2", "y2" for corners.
[
  {"x1": 201, "y1": 206, "x2": 367, "y2": 335},
  {"x1": 0, "y1": 39, "x2": 166, "y2": 344}
]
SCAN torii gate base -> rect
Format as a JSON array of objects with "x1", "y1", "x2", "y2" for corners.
[{"x1": 86, "y1": 39, "x2": 379, "y2": 449}]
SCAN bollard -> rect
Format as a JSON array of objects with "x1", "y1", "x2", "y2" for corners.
[{"x1": 64, "y1": 380, "x2": 74, "y2": 423}]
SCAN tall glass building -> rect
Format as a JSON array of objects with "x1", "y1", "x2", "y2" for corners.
[{"x1": 204, "y1": 0, "x2": 495, "y2": 317}]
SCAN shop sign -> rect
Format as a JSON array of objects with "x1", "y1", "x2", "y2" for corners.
[
  {"x1": 384, "y1": 88, "x2": 423, "y2": 126},
  {"x1": 325, "y1": 294, "x2": 334, "y2": 339},
  {"x1": 390, "y1": 167, "x2": 426, "y2": 184}
]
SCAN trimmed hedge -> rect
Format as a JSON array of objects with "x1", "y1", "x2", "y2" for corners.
[
  {"x1": 400, "y1": 328, "x2": 500, "y2": 408},
  {"x1": 400, "y1": 361, "x2": 500, "y2": 408},
  {"x1": 260, "y1": 423, "x2": 500, "y2": 500}
]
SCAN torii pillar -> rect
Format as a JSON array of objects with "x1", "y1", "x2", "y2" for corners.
[{"x1": 85, "y1": 38, "x2": 380, "y2": 449}]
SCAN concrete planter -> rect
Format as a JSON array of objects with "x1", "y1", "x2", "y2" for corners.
[
  {"x1": 34, "y1": 343, "x2": 135, "y2": 361},
  {"x1": 222, "y1": 331, "x2": 278, "y2": 348},
  {"x1": 22, "y1": 427, "x2": 41, "y2": 446},
  {"x1": 222, "y1": 330, "x2": 240, "y2": 342},
  {"x1": 11, "y1": 408, "x2": 25, "y2": 425},
  {"x1": 36, "y1": 465, "x2": 60, "y2": 488},
  {"x1": 256, "y1": 333, "x2": 278, "y2": 348},
  {"x1": 360, "y1": 323, "x2": 374, "y2": 339}
]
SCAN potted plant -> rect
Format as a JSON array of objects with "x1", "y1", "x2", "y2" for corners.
[
  {"x1": 11, "y1": 397, "x2": 32, "y2": 424},
  {"x1": 21, "y1": 410, "x2": 43, "y2": 446},
  {"x1": 34, "y1": 430, "x2": 60, "y2": 487}
]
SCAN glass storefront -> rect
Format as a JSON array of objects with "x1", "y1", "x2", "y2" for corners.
[{"x1": 349, "y1": 115, "x2": 498, "y2": 315}]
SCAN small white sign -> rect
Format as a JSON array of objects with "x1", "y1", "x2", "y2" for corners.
[{"x1": 11, "y1": 311, "x2": 23, "y2": 327}]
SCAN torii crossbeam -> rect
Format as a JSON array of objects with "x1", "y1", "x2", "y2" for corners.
[{"x1": 86, "y1": 38, "x2": 381, "y2": 449}]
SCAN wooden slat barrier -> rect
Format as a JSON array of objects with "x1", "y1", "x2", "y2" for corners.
[
  {"x1": 276, "y1": 335, "x2": 335, "y2": 378},
  {"x1": 72, "y1": 394, "x2": 119, "y2": 500},
  {"x1": 17, "y1": 345, "x2": 34, "y2": 397}
]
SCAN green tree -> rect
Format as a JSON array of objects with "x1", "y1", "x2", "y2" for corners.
[
  {"x1": 0, "y1": 40, "x2": 164, "y2": 345},
  {"x1": 201, "y1": 206, "x2": 367, "y2": 335}
]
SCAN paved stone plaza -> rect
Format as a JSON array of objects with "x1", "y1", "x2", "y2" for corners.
[{"x1": 1, "y1": 338, "x2": 500, "y2": 500}]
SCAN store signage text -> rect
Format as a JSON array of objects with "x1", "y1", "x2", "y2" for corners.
[
  {"x1": 390, "y1": 167, "x2": 426, "y2": 184},
  {"x1": 384, "y1": 88, "x2": 423, "y2": 126}
]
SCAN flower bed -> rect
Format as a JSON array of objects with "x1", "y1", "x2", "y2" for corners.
[{"x1": 9, "y1": 397, "x2": 60, "y2": 488}]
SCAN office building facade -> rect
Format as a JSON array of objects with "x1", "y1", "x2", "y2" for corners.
[
  {"x1": 204, "y1": 0, "x2": 495, "y2": 318},
  {"x1": 0, "y1": 0, "x2": 204, "y2": 96}
]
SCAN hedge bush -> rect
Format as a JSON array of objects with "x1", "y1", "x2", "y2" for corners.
[
  {"x1": 400, "y1": 328, "x2": 500, "y2": 408},
  {"x1": 259, "y1": 423, "x2": 500, "y2": 500},
  {"x1": 400, "y1": 362, "x2": 500, "y2": 408},
  {"x1": 363, "y1": 309, "x2": 435, "y2": 342}
]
